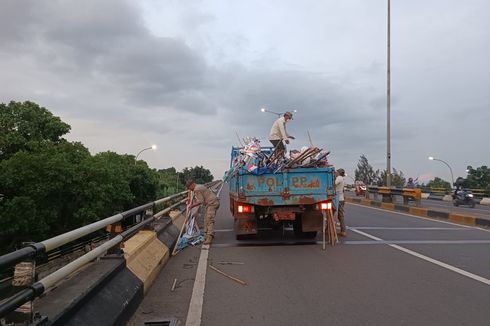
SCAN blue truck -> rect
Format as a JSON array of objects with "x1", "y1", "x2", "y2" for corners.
[{"x1": 225, "y1": 146, "x2": 336, "y2": 239}]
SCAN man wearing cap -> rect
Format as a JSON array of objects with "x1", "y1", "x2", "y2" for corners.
[
  {"x1": 268, "y1": 111, "x2": 295, "y2": 153},
  {"x1": 335, "y1": 168, "x2": 347, "y2": 237},
  {"x1": 186, "y1": 179, "x2": 220, "y2": 245}
]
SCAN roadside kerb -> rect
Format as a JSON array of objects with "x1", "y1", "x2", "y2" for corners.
[
  {"x1": 345, "y1": 197, "x2": 487, "y2": 228},
  {"x1": 480, "y1": 198, "x2": 490, "y2": 206}
]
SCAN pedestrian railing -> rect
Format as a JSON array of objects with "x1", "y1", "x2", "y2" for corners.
[{"x1": 0, "y1": 180, "x2": 222, "y2": 320}]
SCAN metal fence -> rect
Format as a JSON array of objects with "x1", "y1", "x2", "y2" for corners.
[{"x1": 0, "y1": 180, "x2": 222, "y2": 319}]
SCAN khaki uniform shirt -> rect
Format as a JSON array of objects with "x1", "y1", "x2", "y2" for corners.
[
  {"x1": 194, "y1": 184, "x2": 219, "y2": 206},
  {"x1": 268, "y1": 116, "x2": 290, "y2": 141}
]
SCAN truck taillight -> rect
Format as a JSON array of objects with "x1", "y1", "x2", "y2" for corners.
[
  {"x1": 238, "y1": 204, "x2": 253, "y2": 213},
  {"x1": 319, "y1": 202, "x2": 332, "y2": 210}
]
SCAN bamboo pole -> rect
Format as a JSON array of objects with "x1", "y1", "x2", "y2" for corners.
[
  {"x1": 172, "y1": 191, "x2": 193, "y2": 256},
  {"x1": 209, "y1": 264, "x2": 247, "y2": 286}
]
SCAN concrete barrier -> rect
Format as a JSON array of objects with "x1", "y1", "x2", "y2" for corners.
[
  {"x1": 124, "y1": 231, "x2": 169, "y2": 293},
  {"x1": 448, "y1": 213, "x2": 476, "y2": 226},
  {"x1": 480, "y1": 198, "x2": 490, "y2": 206},
  {"x1": 442, "y1": 195, "x2": 452, "y2": 202}
]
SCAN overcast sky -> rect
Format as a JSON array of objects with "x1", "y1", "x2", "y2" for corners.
[{"x1": 1, "y1": 0, "x2": 489, "y2": 183}]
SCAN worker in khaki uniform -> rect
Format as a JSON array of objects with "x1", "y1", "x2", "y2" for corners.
[
  {"x1": 186, "y1": 180, "x2": 220, "y2": 245},
  {"x1": 268, "y1": 111, "x2": 295, "y2": 153},
  {"x1": 335, "y1": 168, "x2": 347, "y2": 237}
]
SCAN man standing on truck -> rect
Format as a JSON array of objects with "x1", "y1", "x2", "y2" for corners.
[
  {"x1": 186, "y1": 180, "x2": 220, "y2": 245},
  {"x1": 335, "y1": 168, "x2": 347, "y2": 237},
  {"x1": 268, "y1": 111, "x2": 295, "y2": 153}
]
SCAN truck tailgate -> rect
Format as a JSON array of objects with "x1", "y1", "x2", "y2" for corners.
[{"x1": 235, "y1": 167, "x2": 335, "y2": 206}]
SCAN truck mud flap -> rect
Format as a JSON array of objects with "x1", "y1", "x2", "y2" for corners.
[
  {"x1": 301, "y1": 210, "x2": 323, "y2": 232},
  {"x1": 234, "y1": 216, "x2": 258, "y2": 235}
]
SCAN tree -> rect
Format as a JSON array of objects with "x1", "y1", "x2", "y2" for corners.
[
  {"x1": 182, "y1": 166, "x2": 214, "y2": 185},
  {"x1": 0, "y1": 101, "x2": 70, "y2": 160},
  {"x1": 0, "y1": 141, "x2": 92, "y2": 250},
  {"x1": 426, "y1": 177, "x2": 451, "y2": 191},
  {"x1": 0, "y1": 100, "x2": 213, "y2": 254},
  {"x1": 465, "y1": 165, "x2": 490, "y2": 191},
  {"x1": 375, "y1": 168, "x2": 406, "y2": 187},
  {"x1": 354, "y1": 155, "x2": 377, "y2": 185},
  {"x1": 156, "y1": 168, "x2": 180, "y2": 197}
]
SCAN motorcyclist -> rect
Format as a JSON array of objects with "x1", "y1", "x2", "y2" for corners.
[{"x1": 406, "y1": 177, "x2": 415, "y2": 188}]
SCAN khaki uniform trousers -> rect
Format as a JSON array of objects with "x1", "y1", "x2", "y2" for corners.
[
  {"x1": 337, "y1": 200, "x2": 346, "y2": 232},
  {"x1": 204, "y1": 201, "x2": 220, "y2": 238}
]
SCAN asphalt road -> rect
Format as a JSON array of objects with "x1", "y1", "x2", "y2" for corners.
[
  {"x1": 345, "y1": 191, "x2": 490, "y2": 220},
  {"x1": 129, "y1": 185, "x2": 490, "y2": 326},
  {"x1": 420, "y1": 198, "x2": 490, "y2": 219}
]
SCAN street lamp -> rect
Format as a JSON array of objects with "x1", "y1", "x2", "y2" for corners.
[
  {"x1": 428, "y1": 156, "x2": 454, "y2": 187},
  {"x1": 135, "y1": 145, "x2": 157, "y2": 161},
  {"x1": 260, "y1": 108, "x2": 297, "y2": 117},
  {"x1": 386, "y1": 0, "x2": 392, "y2": 187}
]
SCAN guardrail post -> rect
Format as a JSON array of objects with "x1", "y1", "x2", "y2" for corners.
[
  {"x1": 106, "y1": 223, "x2": 123, "y2": 255},
  {"x1": 4, "y1": 248, "x2": 46, "y2": 324}
]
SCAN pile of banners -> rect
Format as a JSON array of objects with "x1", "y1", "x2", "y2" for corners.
[{"x1": 225, "y1": 137, "x2": 331, "y2": 180}]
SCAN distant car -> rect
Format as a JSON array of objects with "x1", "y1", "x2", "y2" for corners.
[{"x1": 355, "y1": 181, "x2": 366, "y2": 196}]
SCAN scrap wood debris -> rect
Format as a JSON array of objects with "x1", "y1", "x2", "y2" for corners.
[
  {"x1": 209, "y1": 264, "x2": 247, "y2": 286},
  {"x1": 224, "y1": 136, "x2": 331, "y2": 181},
  {"x1": 326, "y1": 209, "x2": 338, "y2": 247}
]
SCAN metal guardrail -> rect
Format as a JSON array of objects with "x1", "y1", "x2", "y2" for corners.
[
  {"x1": 0, "y1": 180, "x2": 222, "y2": 319},
  {"x1": 367, "y1": 186, "x2": 422, "y2": 206}
]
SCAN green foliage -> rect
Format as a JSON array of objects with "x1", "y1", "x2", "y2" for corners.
[
  {"x1": 182, "y1": 166, "x2": 214, "y2": 185},
  {"x1": 355, "y1": 155, "x2": 377, "y2": 185},
  {"x1": 354, "y1": 155, "x2": 405, "y2": 187},
  {"x1": 0, "y1": 145, "x2": 162, "y2": 252},
  {"x1": 426, "y1": 177, "x2": 451, "y2": 191},
  {"x1": 0, "y1": 141, "x2": 92, "y2": 249},
  {"x1": 1, "y1": 100, "x2": 208, "y2": 254},
  {"x1": 0, "y1": 101, "x2": 70, "y2": 160},
  {"x1": 375, "y1": 168, "x2": 406, "y2": 187},
  {"x1": 465, "y1": 165, "x2": 490, "y2": 191}
]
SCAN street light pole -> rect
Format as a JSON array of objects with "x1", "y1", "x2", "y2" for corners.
[
  {"x1": 135, "y1": 145, "x2": 157, "y2": 162},
  {"x1": 260, "y1": 108, "x2": 297, "y2": 117},
  {"x1": 428, "y1": 156, "x2": 455, "y2": 187},
  {"x1": 386, "y1": 0, "x2": 392, "y2": 187}
]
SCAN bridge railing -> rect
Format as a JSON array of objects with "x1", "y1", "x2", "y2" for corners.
[{"x1": 0, "y1": 180, "x2": 222, "y2": 319}]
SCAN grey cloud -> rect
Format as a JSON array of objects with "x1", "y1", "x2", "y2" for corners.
[
  {"x1": 1, "y1": 0, "x2": 212, "y2": 116},
  {"x1": 1, "y1": 0, "x2": 488, "y2": 180}
]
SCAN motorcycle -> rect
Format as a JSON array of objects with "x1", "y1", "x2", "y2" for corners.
[
  {"x1": 355, "y1": 181, "x2": 367, "y2": 196},
  {"x1": 452, "y1": 189, "x2": 475, "y2": 208}
]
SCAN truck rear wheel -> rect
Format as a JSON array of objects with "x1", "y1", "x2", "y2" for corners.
[{"x1": 293, "y1": 215, "x2": 318, "y2": 239}]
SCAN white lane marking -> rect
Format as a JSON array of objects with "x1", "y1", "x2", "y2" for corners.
[
  {"x1": 214, "y1": 228, "x2": 234, "y2": 232},
  {"x1": 217, "y1": 181, "x2": 225, "y2": 197},
  {"x1": 185, "y1": 245, "x2": 210, "y2": 326},
  {"x1": 347, "y1": 202, "x2": 490, "y2": 233},
  {"x1": 349, "y1": 227, "x2": 470, "y2": 230},
  {"x1": 344, "y1": 240, "x2": 490, "y2": 245},
  {"x1": 350, "y1": 228, "x2": 490, "y2": 286}
]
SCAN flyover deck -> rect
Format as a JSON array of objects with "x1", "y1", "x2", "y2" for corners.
[{"x1": 129, "y1": 185, "x2": 490, "y2": 326}]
